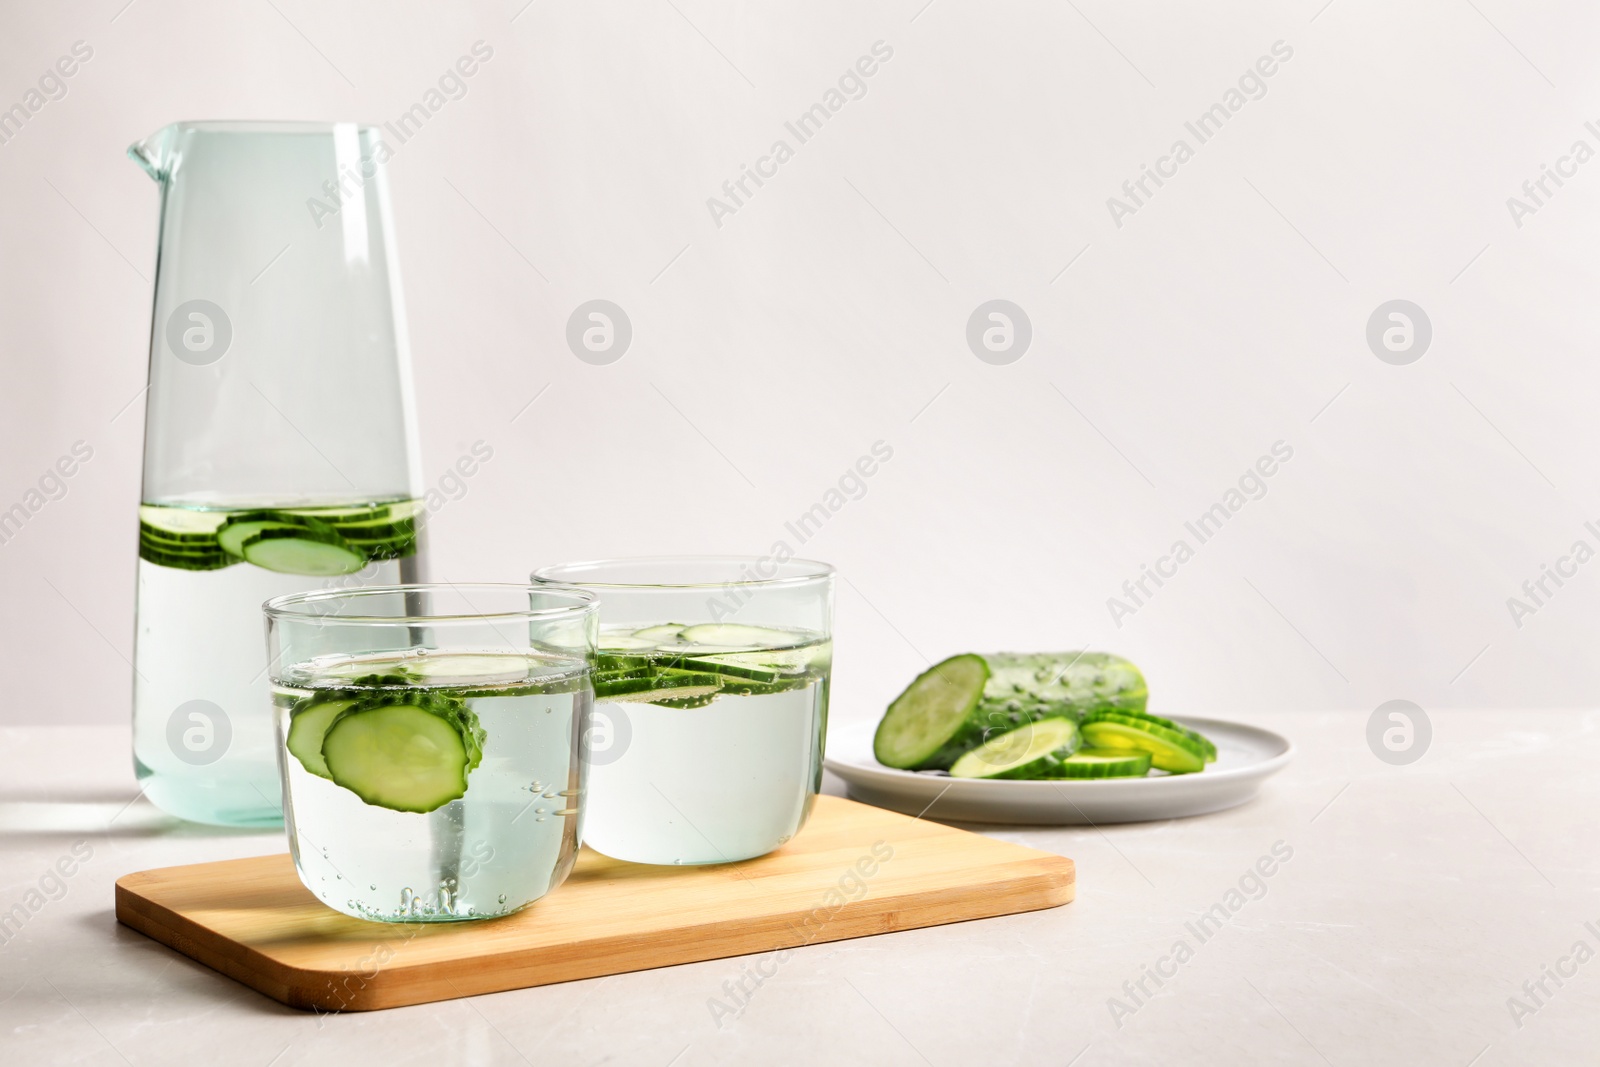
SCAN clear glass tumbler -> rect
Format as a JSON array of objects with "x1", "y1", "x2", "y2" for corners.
[
  {"x1": 531, "y1": 557, "x2": 834, "y2": 865},
  {"x1": 129, "y1": 121, "x2": 425, "y2": 827},
  {"x1": 264, "y1": 584, "x2": 596, "y2": 922}
]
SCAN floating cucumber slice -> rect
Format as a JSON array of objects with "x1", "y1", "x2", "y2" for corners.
[
  {"x1": 303, "y1": 504, "x2": 393, "y2": 525},
  {"x1": 138, "y1": 505, "x2": 228, "y2": 538},
  {"x1": 631, "y1": 623, "x2": 687, "y2": 643},
  {"x1": 595, "y1": 669, "x2": 721, "y2": 705},
  {"x1": 1084, "y1": 708, "x2": 1215, "y2": 763},
  {"x1": 216, "y1": 511, "x2": 328, "y2": 558},
  {"x1": 139, "y1": 545, "x2": 238, "y2": 570},
  {"x1": 1055, "y1": 747, "x2": 1153, "y2": 778},
  {"x1": 651, "y1": 691, "x2": 719, "y2": 709},
  {"x1": 320, "y1": 695, "x2": 485, "y2": 813},
  {"x1": 286, "y1": 697, "x2": 357, "y2": 779},
  {"x1": 671, "y1": 656, "x2": 783, "y2": 684},
  {"x1": 949, "y1": 717, "x2": 1080, "y2": 779},
  {"x1": 1080, "y1": 715, "x2": 1205, "y2": 774},
  {"x1": 393, "y1": 653, "x2": 540, "y2": 687},
  {"x1": 873, "y1": 654, "x2": 990, "y2": 769},
  {"x1": 676, "y1": 623, "x2": 802, "y2": 650},
  {"x1": 321, "y1": 516, "x2": 412, "y2": 541},
  {"x1": 713, "y1": 675, "x2": 815, "y2": 698},
  {"x1": 240, "y1": 527, "x2": 366, "y2": 576},
  {"x1": 599, "y1": 634, "x2": 656, "y2": 652}
]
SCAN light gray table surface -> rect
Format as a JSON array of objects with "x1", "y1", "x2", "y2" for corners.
[{"x1": 0, "y1": 712, "x2": 1592, "y2": 1066}]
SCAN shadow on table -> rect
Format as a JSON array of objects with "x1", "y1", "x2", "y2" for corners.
[
  {"x1": 13, "y1": 916, "x2": 308, "y2": 1019},
  {"x1": 0, "y1": 793, "x2": 280, "y2": 839}
]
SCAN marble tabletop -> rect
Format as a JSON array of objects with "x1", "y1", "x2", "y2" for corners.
[{"x1": 0, "y1": 711, "x2": 1591, "y2": 1066}]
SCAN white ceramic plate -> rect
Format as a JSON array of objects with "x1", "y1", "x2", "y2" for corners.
[{"x1": 824, "y1": 716, "x2": 1294, "y2": 825}]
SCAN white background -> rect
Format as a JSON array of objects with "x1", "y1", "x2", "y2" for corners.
[{"x1": 2, "y1": 0, "x2": 1598, "y2": 728}]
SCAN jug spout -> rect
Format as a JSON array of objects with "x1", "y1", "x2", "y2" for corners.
[{"x1": 128, "y1": 124, "x2": 176, "y2": 181}]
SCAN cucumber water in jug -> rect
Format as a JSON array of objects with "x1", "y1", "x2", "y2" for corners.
[{"x1": 128, "y1": 122, "x2": 426, "y2": 826}]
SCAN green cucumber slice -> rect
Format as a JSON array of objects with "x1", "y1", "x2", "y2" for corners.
[
  {"x1": 873, "y1": 654, "x2": 990, "y2": 769},
  {"x1": 1084, "y1": 708, "x2": 1216, "y2": 762},
  {"x1": 631, "y1": 623, "x2": 688, "y2": 643},
  {"x1": 595, "y1": 669, "x2": 721, "y2": 704},
  {"x1": 671, "y1": 656, "x2": 783, "y2": 684},
  {"x1": 216, "y1": 511, "x2": 326, "y2": 558},
  {"x1": 320, "y1": 695, "x2": 485, "y2": 813},
  {"x1": 650, "y1": 691, "x2": 719, "y2": 709},
  {"x1": 320, "y1": 516, "x2": 412, "y2": 541},
  {"x1": 599, "y1": 634, "x2": 656, "y2": 652},
  {"x1": 138, "y1": 545, "x2": 238, "y2": 570},
  {"x1": 1055, "y1": 747, "x2": 1153, "y2": 778},
  {"x1": 949, "y1": 717, "x2": 1081, "y2": 779},
  {"x1": 138, "y1": 505, "x2": 228, "y2": 538},
  {"x1": 286, "y1": 697, "x2": 357, "y2": 779},
  {"x1": 240, "y1": 527, "x2": 366, "y2": 576},
  {"x1": 303, "y1": 504, "x2": 393, "y2": 526},
  {"x1": 676, "y1": 623, "x2": 801, "y2": 650},
  {"x1": 1080, "y1": 716, "x2": 1205, "y2": 774}
]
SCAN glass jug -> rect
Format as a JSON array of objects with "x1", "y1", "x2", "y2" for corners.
[{"x1": 129, "y1": 122, "x2": 425, "y2": 826}]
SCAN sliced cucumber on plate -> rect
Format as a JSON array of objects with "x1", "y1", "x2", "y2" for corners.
[{"x1": 873, "y1": 650, "x2": 1214, "y2": 781}]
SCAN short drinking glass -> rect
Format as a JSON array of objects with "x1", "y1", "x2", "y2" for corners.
[
  {"x1": 531, "y1": 557, "x2": 833, "y2": 865},
  {"x1": 264, "y1": 584, "x2": 597, "y2": 921}
]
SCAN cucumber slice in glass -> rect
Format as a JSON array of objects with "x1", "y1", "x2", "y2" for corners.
[
  {"x1": 1055, "y1": 747, "x2": 1153, "y2": 778},
  {"x1": 676, "y1": 623, "x2": 802, "y2": 650},
  {"x1": 286, "y1": 697, "x2": 356, "y2": 779},
  {"x1": 139, "y1": 544, "x2": 238, "y2": 570},
  {"x1": 873, "y1": 653, "x2": 990, "y2": 769},
  {"x1": 241, "y1": 527, "x2": 366, "y2": 576},
  {"x1": 594, "y1": 669, "x2": 721, "y2": 704},
  {"x1": 670, "y1": 655, "x2": 783, "y2": 684},
  {"x1": 301, "y1": 504, "x2": 393, "y2": 526},
  {"x1": 216, "y1": 511, "x2": 328, "y2": 558},
  {"x1": 631, "y1": 623, "x2": 688, "y2": 643},
  {"x1": 1080, "y1": 715, "x2": 1205, "y2": 774},
  {"x1": 320, "y1": 696, "x2": 485, "y2": 813},
  {"x1": 949, "y1": 717, "x2": 1080, "y2": 779},
  {"x1": 599, "y1": 634, "x2": 656, "y2": 652},
  {"x1": 138, "y1": 505, "x2": 228, "y2": 538}
]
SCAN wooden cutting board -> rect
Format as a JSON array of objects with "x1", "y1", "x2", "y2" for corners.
[{"x1": 116, "y1": 794, "x2": 1073, "y2": 1012}]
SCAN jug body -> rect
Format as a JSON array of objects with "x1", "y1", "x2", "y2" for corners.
[{"x1": 130, "y1": 122, "x2": 425, "y2": 826}]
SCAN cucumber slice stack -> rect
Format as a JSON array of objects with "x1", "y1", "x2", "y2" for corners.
[
  {"x1": 1081, "y1": 710, "x2": 1207, "y2": 774},
  {"x1": 873, "y1": 651, "x2": 1215, "y2": 780},
  {"x1": 589, "y1": 622, "x2": 829, "y2": 709},
  {"x1": 287, "y1": 682, "x2": 486, "y2": 813},
  {"x1": 139, "y1": 501, "x2": 421, "y2": 575}
]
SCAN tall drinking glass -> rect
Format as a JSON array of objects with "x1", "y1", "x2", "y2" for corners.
[
  {"x1": 129, "y1": 122, "x2": 425, "y2": 826},
  {"x1": 265, "y1": 584, "x2": 597, "y2": 922},
  {"x1": 531, "y1": 557, "x2": 834, "y2": 865}
]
